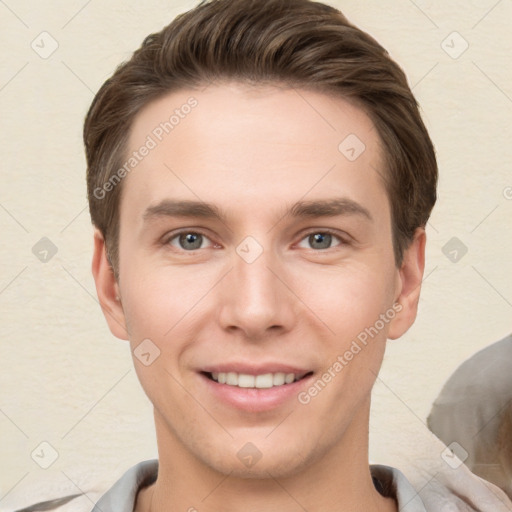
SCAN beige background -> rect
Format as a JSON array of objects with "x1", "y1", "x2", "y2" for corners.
[{"x1": 0, "y1": 0, "x2": 511, "y2": 509}]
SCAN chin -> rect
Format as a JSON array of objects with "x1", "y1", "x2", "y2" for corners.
[
  {"x1": 203, "y1": 443, "x2": 312, "y2": 480},
  {"x1": 224, "y1": 460, "x2": 307, "y2": 480}
]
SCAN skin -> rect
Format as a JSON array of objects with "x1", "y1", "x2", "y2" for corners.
[{"x1": 92, "y1": 82, "x2": 425, "y2": 512}]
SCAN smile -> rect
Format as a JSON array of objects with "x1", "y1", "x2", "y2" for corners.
[{"x1": 205, "y1": 371, "x2": 311, "y2": 389}]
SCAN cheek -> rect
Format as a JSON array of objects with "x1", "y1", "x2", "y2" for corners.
[
  {"x1": 120, "y1": 265, "x2": 202, "y2": 395},
  {"x1": 296, "y1": 262, "x2": 396, "y2": 339},
  {"x1": 120, "y1": 260, "x2": 216, "y2": 341}
]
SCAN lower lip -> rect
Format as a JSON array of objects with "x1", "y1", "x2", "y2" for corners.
[{"x1": 199, "y1": 372, "x2": 314, "y2": 412}]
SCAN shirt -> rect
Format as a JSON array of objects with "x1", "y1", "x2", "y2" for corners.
[
  {"x1": 11, "y1": 457, "x2": 512, "y2": 511},
  {"x1": 89, "y1": 460, "x2": 424, "y2": 511},
  {"x1": 88, "y1": 458, "x2": 512, "y2": 511}
]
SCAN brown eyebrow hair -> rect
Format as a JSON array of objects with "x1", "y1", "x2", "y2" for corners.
[{"x1": 142, "y1": 197, "x2": 373, "y2": 224}]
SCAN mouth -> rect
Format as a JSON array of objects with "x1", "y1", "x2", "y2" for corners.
[
  {"x1": 197, "y1": 363, "x2": 316, "y2": 412},
  {"x1": 201, "y1": 370, "x2": 314, "y2": 389}
]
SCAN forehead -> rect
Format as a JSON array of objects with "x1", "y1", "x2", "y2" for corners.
[{"x1": 121, "y1": 82, "x2": 388, "y2": 225}]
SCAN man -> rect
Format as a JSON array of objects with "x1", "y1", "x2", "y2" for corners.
[{"x1": 19, "y1": 0, "x2": 512, "y2": 510}]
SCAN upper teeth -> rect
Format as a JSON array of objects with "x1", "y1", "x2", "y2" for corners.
[{"x1": 211, "y1": 372, "x2": 303, "y2": 388}]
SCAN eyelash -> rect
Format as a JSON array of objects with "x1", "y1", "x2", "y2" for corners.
[{"x1": 162, "y1": 228, "x2": 349, "y2": 252}]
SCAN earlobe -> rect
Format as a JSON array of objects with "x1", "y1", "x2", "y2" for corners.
[
  {"x1": 91, "y1": 229, "x2": 129, "y2": 340},
  {"x1": 387, "y1": 228, "x2": 426, "y2": 340}
]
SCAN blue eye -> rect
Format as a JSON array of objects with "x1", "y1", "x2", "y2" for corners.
[
  {"x1": 168, "y1": 232, "x2": 212, "y2": 251},
  {"x1": 164, "y1": 229, "x2": 345, "y2": 252},
  {"x1": 298, "y1": 231, "x2": 343, "y2": 250}
]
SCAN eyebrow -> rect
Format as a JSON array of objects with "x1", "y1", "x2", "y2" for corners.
[{"x1": 142, "y1": 197, "x2": 372, "y2": 224}]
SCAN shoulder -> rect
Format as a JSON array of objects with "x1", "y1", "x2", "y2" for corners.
[
  {"x1": 6, "y1": 460, "x2": 158, "y2": 512},
  {"x1": 10, "y1": 493, "x2": 93, "y2": 512},
  {"x1": 371, "y1": 461, "x2": 512, "y2": 512},
  {"x1": 6, "y1": 491, "x2": 105, "y2": 512},
  {"x1": 90, "y1": 459, "x2": 158, "y2": 511},
  {"x1": 371, "y1": 464, "x2": 427, "y2": 511}
]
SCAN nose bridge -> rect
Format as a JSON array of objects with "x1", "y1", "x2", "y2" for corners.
[{"x1": 218, "y1": 235, "x2": 295, "y2": 337}]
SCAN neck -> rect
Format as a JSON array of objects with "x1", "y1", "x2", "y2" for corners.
[{"x1": 135, "y1": 401, "x2": 397, "y2": 512}]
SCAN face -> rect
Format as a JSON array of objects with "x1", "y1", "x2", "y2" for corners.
[{"x1": 93, "y1": 82, "x2": 424, "y2": 479}]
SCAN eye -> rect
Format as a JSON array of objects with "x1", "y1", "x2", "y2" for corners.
[
  {"x1": 297, "y1": 231, "x2": 344, "y2": 250},
  {"x1": 166, "y1": 231, "x2": 214, "y2": 251}
]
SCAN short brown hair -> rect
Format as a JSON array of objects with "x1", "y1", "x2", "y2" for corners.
[{"x1": 84, "y1": 0, "x2": 437, "y2": 277}]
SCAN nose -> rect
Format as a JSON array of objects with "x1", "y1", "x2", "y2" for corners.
[{"x1": 217, "y1": 240, "x2": 298, "y2": 341}]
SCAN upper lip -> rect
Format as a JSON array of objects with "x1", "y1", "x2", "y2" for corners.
[{"x1": 200, "y1": 363, "x2": 313, "y2": 376}]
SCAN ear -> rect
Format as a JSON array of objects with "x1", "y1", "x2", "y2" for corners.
[
  {"x1": 91, "y1": 229, "x2": 129, "y2": 340},
  {"x1": 388, "y1": 227, "x2": 426, "y2": 340}
]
